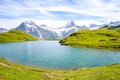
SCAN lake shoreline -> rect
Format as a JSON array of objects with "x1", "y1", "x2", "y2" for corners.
[
  {"x1": 0, "y1": 57, "x2": 120, "y2": 70},
  {"x1": 60, "y1": 43, "x2": 120, "y2": 51},
  {"x1": 59, "y1": 29, "x2": 120, "y2": 50},
  {"x1": 1, "y1": 56, "x2": 120, "y2": 70},
  {"x1": 0, "y1": 57, "x2": 120, "y2": 80}
]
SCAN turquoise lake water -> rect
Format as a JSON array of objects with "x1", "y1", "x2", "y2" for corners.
[{"x1": 0, "y1": 41, "x2": 120, "y2": 70}]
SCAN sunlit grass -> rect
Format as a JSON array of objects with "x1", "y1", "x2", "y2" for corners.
[
  {"x1": 0, "y1": 57, "x2": 120, "y2": 80},
  {"x1": 0, "y1": 30, "x2": 38, "y2": 42},
  {"x1": 60, "y1": 29, "x2": 120, "y2": 50}
]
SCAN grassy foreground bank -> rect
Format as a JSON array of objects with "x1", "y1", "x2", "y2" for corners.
[
  {"x1": 60, "y1": 29, "x2": 120, "y2": 50},
  {"x1": 0, "y1": 57, "x2": 120, "y2": 80},
  {"x1": 0, "y1": 30, "x2": 38, "y2": 43}
]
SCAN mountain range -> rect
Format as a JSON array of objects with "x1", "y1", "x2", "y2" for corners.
[
  {"x1": 0, "y1": 20, "x2": 120, "y2": 39},
  {"x1": 89, "y1": 21, "x2": 120, "y2": 30},
  {"x1": 15, "y1": 21, "x2": 58, "y2": 39},
  {"x1": 14, "y1": 20, "x2": 88, "y2": 38},
  {"x1": 0, "y1": 28, "x2": 7, "y2": 33}
]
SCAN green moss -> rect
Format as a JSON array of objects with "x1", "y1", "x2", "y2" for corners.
[
  {"x1": 0, "y1": 30, "x2": 38, "y2": 43},
  {"x1": 60, "y1": 29, "x2": 120, "y2": 50},
  {"x1": 0, "y1": 57, "x2": 120, "y2": 80}
]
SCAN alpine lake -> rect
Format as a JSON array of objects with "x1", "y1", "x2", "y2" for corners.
[{"x1": 0, "y1": 40, "x2": 120, "y2": 70}]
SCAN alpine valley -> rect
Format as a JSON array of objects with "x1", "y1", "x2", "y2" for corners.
[
  {"x1": 15, "y1": 20, "x2": 88, "y2": 39},
  {"x1": 0, "y1": 20, "x2": 120, "y2": 39}
]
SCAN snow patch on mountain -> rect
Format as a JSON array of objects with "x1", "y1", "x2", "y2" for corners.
[
  {"x1": 15, "y1": 21, "x2": 58, "y2": 38},
  {"x1": 89, "y1": 21, "x2": 120, "y2": 29},
  {"x1": 89, "y1": 24, "x2": 105, "y2": 30},
  {"x1": 0, "y1": 28, "x2": 8, "y2": 33},
  {"x1": 109, "y1": 21, "x2": 120, "y2": 26},
  {"x1": 57, "y1": 21, "x2": 88, "y2": 38}
]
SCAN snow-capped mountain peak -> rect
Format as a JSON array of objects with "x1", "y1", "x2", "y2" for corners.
[
  {"x1": 89, "y1": 21, "x2": 120, "y2": 30},
  {"x1": 89, "y1": 24, "x2": 100, "y2": 30},
  {"x1": 23, "y1": 20, "x2": 35, "y2": 25},
  {"x1": 0, "y1": 28, "x2": 8, "y2": 33},
  {"x1": 65, "y1": 20, "x2": 76, "y2": 28},
  {"x1": 109, "y1": 21, "x2": 120, "y2": 26},
  {"x1": 15, "y1": 21, "x2": 59, "y2": 38},
  {"x1": 57, "y1": 21, "x2": 88, "y2": 38},
  {"x1": 21, "y1": 20, "x2": 37, "y2": 28}
]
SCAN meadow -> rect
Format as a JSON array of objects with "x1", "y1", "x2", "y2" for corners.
[
  {"x1": 0, "y1": 30, "x2": 38, "y2": 42},
  {"x1": 60, "y1": 29, "x2": 120, "y2": 50}
]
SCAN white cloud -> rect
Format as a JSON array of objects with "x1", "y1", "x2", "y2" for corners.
[
  {"x1": 0, "y1": 18, "x2": 68, "y2": 29},
  {"x1": 0, "y1": 18, "x2": 104, "y2": 29},
  {"x1": 0, "y1": 0, "x2": 120, "y2": 28},
  {"x1": 75, "y1": 20, "x2": 103, "y2": 26},
  {"x1": 36, "y1": 20, "x2": 67, "y2": 28}
]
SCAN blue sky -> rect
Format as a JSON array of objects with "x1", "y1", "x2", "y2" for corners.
[{"x1": 0, "y1": 0, "x2": 120, "y2": 29}]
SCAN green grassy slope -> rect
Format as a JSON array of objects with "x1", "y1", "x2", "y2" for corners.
[
  {"x1": 0, "y1": 57, "x2": 120, "y2": 80},
  {"x1": 0, "y1": 30, "x2": 38, "y2": 42},
  {"x1": 60, "y1": 29, "x2": 120, "y2": 50}
]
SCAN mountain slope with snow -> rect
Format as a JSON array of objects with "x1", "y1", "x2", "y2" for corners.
[
  {"x1": 37, "y1": 25, "x2": 58, "y2": 39},
  {"x1": 89, "y1": 24, "x2": 105, "y2": 30},
  {"x1": 15, "y1": 21, "x2": 41, "y2": 38},
  {"x1": 108, "y1": 21, "x2": 120, "y2": 26},
  {"x1": 0, "y1": 28, "x2": 8, "y2": 33},
  {"x1": 58, "y1": 21, "x2": 88, "y2": 38},
  {"x1": 89, "y1": 21, "x2": 120, "y2": 30},
  {"x1": 15, "y1": 20, "x2": 88, "y2": 38},
  {"x1": 15, "y1": 21, "x2": 58, "y2": 39}
]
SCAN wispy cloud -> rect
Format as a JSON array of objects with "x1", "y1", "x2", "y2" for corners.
[{"x1": 0, "y1": 0, "x2": 120, "y2": 28}]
